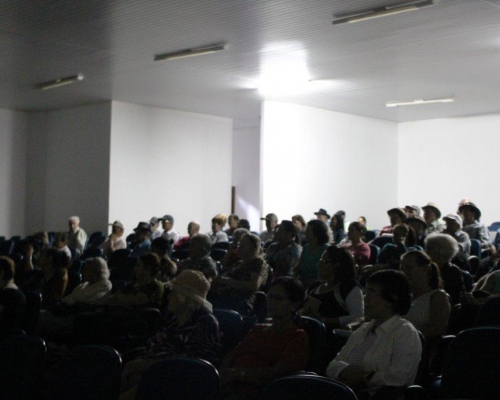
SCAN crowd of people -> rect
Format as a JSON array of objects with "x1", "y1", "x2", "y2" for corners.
[{"x1": 0, "y1": 197, "x2": 499, "y2": 398}]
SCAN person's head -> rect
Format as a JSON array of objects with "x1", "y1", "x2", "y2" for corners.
[
  {"x1": 0, "y1": 256, "x2": 15, "y2": 286},
  {"x1": 405, "y1": 205, "x2": 421, "y2": 218},
  {"x1": 406, "y1": 216, "x2": 427, "y2": 235},
  {"x1": 261, "y1": 213, "x2": 278, "y2": 232},
  {"x1": 83, "y1": 257, "x2": 110, "y2": 284},
  {"x1": 358, "y1": 216, "x2": 367, "y2": 226},
  {"x1": 388, "y1": 208, "x2": 406, "y2": 227},
  {"x1": 38, "y1": 248, "x2": 69, "y2": 276},
  {"x1": 187, "y1": 221, "x2": 200, "y2": 237},
  {"x1": 68, "y1": 216, "x2": 80, "y2": 232},
  {"x1": 168, "y1": 270, "x2": 212, "y2": 316},
  {"x1": 318, "y1": 246, "x2": 356, "y2": 283},
  {"x1": 110, "y1": 221, "x2": 124, "y2": 236},
  {"x1": 189, "y1": 234, "x2": 212, "y2": 260},
  {"x1": 330, "y1": 213, "x2": 345, "y2": 232},
  {"x1": 401, "y1": 250, "x2": 442, "y2": 290},
  {"x1": 54, "y1": 231, "x2": 68, "y2": 249},
  {"x1": 160, "y1": 215, "x2": 175, "y2": 231},
  {"x1": 150, "y1": 217, "x2": 159, "y2": 232},
  {"x1": 267, "y1": 277, "x2": 305, "y2": 321},
  {"x1": 238, "y1": 219, "x2": 251, "y2": 230},
  {"x1": 365, "y1": 270, "x2": 412, "y2": 320},
  {"x1": 425, "y1": 233, "x2": 459, "y2": 265},
  {"x1": 211, "y1": 214, "x2": 227, "y2": 233},
  {"x1": 133, "y1": 222, "x2": 152, "y2": 242},
  {"x1": 305, "y1": 219, "x2": 329, "y2": 246},
  {"x1": 443, "y1": 214, "x2": 462, "y2": 233},
  {"x1": 275, "y1": 220, "x2": 298, "y2": 244},
  {"x1": 228, "y1": 214, "x2": 239, "y2": 229},
  {"x1": 151, "y1": 237, "x2": 170, "y2": 257},
  {"x1": 422, "y1": 203, "x2": 441, "y2": 225},
  {"x1": 134, "y1": 252, "x2": 161, "y2": 281},
  {"x1": 459, "y1": 202, "x2": 481, "y2": 224},
  {"x1": 347, "y1": 221, "x2": 365, "y2": 243},
  {"x1": 314, "y1": 208, "x2": 330, "y2": 223},
  {"x1": 393, "y1": 224, "x2": 410, "y2": 244},
  {"x1": 33, "y1": 232, "x2": 49, "y2": 247},
  {"x1": 232, "y1": 228, "x2": 250, "y2": 245},
  {"x1": 291, "y1": 215, "x2": 306, "y2": 232},
  {"x1": 237, "y1": 233, "x2": 261, "y2": 261}
]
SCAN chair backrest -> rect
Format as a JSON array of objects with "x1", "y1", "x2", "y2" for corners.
[
  {"x1": 461, "y1": 269, "x2": 473, "y2": 292},
  {"x1": 368, "y1": 244, "x2": 379, "y2": 265},
  {"x1": 87, "y1": 231, "x2": 105, "y2": 246},
  {"x1": 371, "y1": 235, "x2": 393, "y2": 249},
  {"x1": 0, "y1": 334, "x2": 46, "y2": 400},
  {"x1": 90, "y1": 235, "x2": 106, "y2": 248},
  {"x1": 51, "y1": 345, "x2": 122, "y2": 400},
  {"x1": 212, "y1": 241, "x2": 230, "y2": 250},
  {"x1": 365, "y1": 230, "x2": 377, "y2": 242},
  {"x1": 440, "y1": 327, "x2": 500, "y2": 400},
  {"x1": 298, "y1": 316, "x2": 327, "y2": 374},
  {"x1": 476, "y1": 296, "x2": 500, "y2": 327},
  {"x1": 21, "y1": 291, "x2": 42, "y2": 335},
  {"x1": 135, "y1": 358, "x2": 220, "y2": 400},
  {"x1": 107, "y1": 248, "x2": 131, "y2": 270},
  {"x1": 470, "y1": 238, "x2": 481, "y2": 258},
  {"x1": 213, "y1": 309, "x2": 244, "y2": 358},
  {"x1": 488, "y1": 222, "x2": 500, "y2": 232},
  {"x1": 0, "y1": 239, "x2": 14, "y2": 256},
  {"x1": 80, "y1": 247, "x2": 103, "y2": 260},
  {"x1": 261, "y1": 374, "x2": 357, "y2": 400},
  {"x1": 210, "y1": 248, "x2": 227, "y2": 261}
]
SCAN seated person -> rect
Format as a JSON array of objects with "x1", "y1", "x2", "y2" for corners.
[
  {"x1": 101, "y1": 221, "x2": 127, "y2": 258},
  {"x1": 378, "y1": 224, "x2": 413, "y2": 267},
  {"x1": 0, "y1": 256, "x2": 26, "y2": 330},
  {"x1": 291, "y1": 215, "x2": 307, "y2": 245},
  {"x1": 342, "y1": 222, "x2": 370, "y2": 269},
  {"x1": 67, "y1": 216, "x2": 87, "y2": 256},
  {"x1": 459, "y1": 202, "x2": 490, "y2": 249},
  {"x1": 443, "y1": 214, "x2": 471, "y2": 255},
  {"x1": 151, "y1": 237, "x2": 177, "y2": 282},
  {"x1": 107, "y1": 253, "x2": 164, "y2": 308},
  {"x1": 220, "y1": 228, "x2": 250, "y2": 271},
  {"x1": 209, "y1": 233, "x2": 268, "y2": 315},
  {"x1": 400, "y1": 251, "x2": 450, "y2": 340},
  {"x1": 219, "y1": 277, "x2": 309, "y2": 397},
  {"x1": 330, "y1": 212, "x2": 347, "y2": 245},
  {"x1": 379, "y1": 208, "x2": 406, "y2": 236},
  {"x1": 260, "y1": 213, "x2": 278, "y2": 244},
  {"x1": 265, "y1": 220, "x2": 302, "y2": 280},
  {"x1": 177, "y1": 234, "x2": 218, "y2": 282},
  {"x1": 209, "y1": 214, "x2": 229, "y2": 245},
  {"x1": 422, "y1": 203, "x2": 444, "y2": 235},
  {"x1": 130, "y1": 222, "x2": 152, "y2": 258},
  {"x1": 173, "y1": 221, "x2": 200, "y2": 250},
  {"x1": 225, "y1": 214, "x2": 240, "y2": 237},
  {"x1": 53, "y1": 231, "x2": 72, "y2": 260},
  {"x1": 326, "y1": 270, "x2": 422, "y2": 397},
  {"x1": 121, "y1": 270, "x2": 221, "y2": 398},
  {"x1": 405, "y1": 216, "x2": 427, "y2": 248}
]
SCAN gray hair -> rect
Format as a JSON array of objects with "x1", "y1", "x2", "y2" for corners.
[
  {"x1": 425, "y1": 233, "x2": 459, "y2": 263},
  {"x1": 84, "y1": 257, "x2": 110, "y2": 280},
  {"x1": 190, "y1": 234, "x2": 212, "y2": 256},
  {"x1": 69, "y1": 216, "x2": 80, "y2": 224}
]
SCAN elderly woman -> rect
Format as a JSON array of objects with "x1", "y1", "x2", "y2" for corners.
[
  {"x1": 177, "y1": 234, "x2": 218, "y2": 282},
  {"x1": 121, "y1": 270, "x2": 221, "y2": 399},
  {"x1": 294, "y1": 220, "x2": 330, "y2": 288},
  {"x1": 219, "y1": 277, "x2": 309, "y2": 397},
  {"x1": 265, "y1": 220, "x2": 302, "y2": 280},
  {"x1": 400, "y1": 250, "x2": 450, "y2": 340},
  {"x1": 425, "y1": 234, "x2": 465, "y2": 305},
  {"x1": 209, "y1": 213, "x2": 229, "y2": 244},
  {"x1": 342, "y1": 222, "x2": 370, "y2": 269},
  {"x1": 209, "y1": 233, "x2": 268, "y2": 315},
  {"x1": 326, "y1": 270, "x2": 421, "y2": 398}
]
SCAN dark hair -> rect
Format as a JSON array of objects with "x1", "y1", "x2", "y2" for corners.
[
  {"x1": 279, "y1": 220, "x2": 299, "y2": 244},
  {"x1": 0, "y1": 256, "x2": 15, "y2": 281},
  {"x1": 291, "y1": 215, "x2": 306, "y2": 228},
  {"x1": 358, "y1": 216, "x2": 367, "y2": 224},
  {"x1": 307, "y1": 220, "x2": 329, "y2": 245},
  {"x1": 402, "y1": 250, "x2": 442, "y2": 290},
  {"x1": 270, "y1": 277, "x2": 305, "y2": 305},
  {"x1": 140, "y1": 253, "x2": 161, "y2": 276},
  {"x1": 349, "y1": 221, "x2": 366, "y2": 235},
  {"x1": 324, "y1": 246, "x2": 356, "y2": 282},
  {"x1": 368, "y1": 270, "x2": 412, "y2": 315},
  {"x1": 228, "y1": 214, "x2": 239, "y2": 222},
  {"x1": 332, "y1": 213, "x2": 345, "y2": 232},
  {"x1": 238, "y1": 219, "x2": 251, "y2": 230},
  {"x1": 151, "y1": 237, "x2": 170, "y2": 254},
  {"x1": 44, "y1": 248, "x2": 70, "y2": 271}
]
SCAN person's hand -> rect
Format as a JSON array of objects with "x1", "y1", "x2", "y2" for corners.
[{"x1": 339, "y1": 366, "x2": 372, "y2": 388}]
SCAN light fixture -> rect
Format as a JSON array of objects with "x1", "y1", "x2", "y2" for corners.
[
  {"x1": 154, "y1": 43, "x2": 226, "y2": 61},
  {"x1": 37, "y1": 74, "x2": 84, "y2": 91},
  {"x1": 386, "y1": 97, "x2": 454, "y2": 107},
  {"x1": 332, "y1": 0, "x2": 434, "y2": 25}
]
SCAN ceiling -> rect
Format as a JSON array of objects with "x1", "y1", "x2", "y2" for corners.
[{"x1": 1, "y1": 0, "x2": 500, "y2": 128}]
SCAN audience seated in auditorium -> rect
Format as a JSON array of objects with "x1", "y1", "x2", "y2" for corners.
[
  {"x1": 379, "y1": 207, "x2": 406, "y2": 236},
  {"x1": 101, "y1": 220, "x2": 127, "y2": 258},
  {"x1": 422, "y1": 203, "x2": 444, "y2": 235},
  {"x1": 291, "y1": 214, "x2": 307, "y2": 245},
  {"x1": 265, "y1": 220, "x2": 302, "y2": 280},
  {"x1": 443, "y1": 213, "x2": 471, "y2": 255},
  {"x1": 459, "y1": 202, "x2": 490, "y2": 248},
  {"x1": 330, "y1": 212, "x2": 347, "y2": 245},
  {"x1": 177, "y1": 234, "x2": 218, "y2": 282},
  {"x1": 406, "y1": 215, "x2": 427, "y2": 248},
  {"x1": 0, "y1": 256, "x2": 26, "y2": 330},
  {"x1": 294, "y1": 220, "x2": 330, "y2": 288},
  {"x1": 209, "y1": 233, "x2": 268, "y2": 315},
  {"x1": 220, "y1": 228, "x2": 250, "y2": 271},
  {"x1": 130, "y1": 222, "x2": 152, "y2": 258},
  {"x1": 260, "y1": 213, "x2": 278, "y2": 244},
  {"x1": 107, "y1": 253, "x2": 164, "y2": 308},
  {"x1": 149, "y1": 217, "x2": 162, "y2": 240},
  {"x1": 67, "y1": 216, "x2": 87, "y2": 255},
  {"x1": 326, "y1": 270, "x2": 421, "y2": 398},
  {"x1": 400, "y1": 250, "x2": 450, "y2": 340},
  {"x1": 120, "y1": 270, "x2": 221, "y2": 399},
  {"x1": 53, "y1": 231, "x2": 72, "y2": 260},
  {"x1": 209, "y1": 214, "x2": 229, "y2": 245},
  {"x1": 342, "y1": 222, "x2": 370, "y2": 269},
  {"x1": 159, "y1": 214, "x2": 180, "y2": 245},
  {"x1": 219, "y1": 277, "x2": 309, "y2": 397},
  {"x1": 174, "y1": 221, "x2": 200, "y2": 250},
  {"x1": 425, "y1": 234, "x2": 464, "y2": 305},
  {"x1": 225, "y1": 214, "x2": 239, "y2": 237},
  {"x1": 151, "y1": 237, "x2": 177, "y2": 282}
]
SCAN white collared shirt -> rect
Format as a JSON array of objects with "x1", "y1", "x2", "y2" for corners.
[{"x1": 162, "y1": 228, "x2": 180, "y2": 244}]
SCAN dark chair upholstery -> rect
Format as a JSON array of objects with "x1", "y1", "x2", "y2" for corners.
[
  {"x1": 107, "y1": 248, "x2": 131, "y2": 270},
  {"x1": 368, "y1": 244, "x2": 379, "y2": 265},
  {"x1": 470, "y1": 238, "x2": 481, "y2": 259},
  {"x1": 461, "y1": 269, "x2": 473, "y2": 292},
  {"x1": 66, "y1": 271, "x2": 82, "y2": 295},
  {"x1": 262, "y1": 374, "x2": 357, "y2": 400},
  {"x1": 0, "y1": 334, "x2": 46, "y2": 400},
  {"x1": 21, "y1": 291, "x2": 42, "y2": 335},
  {"x1": 476, "y1": 296, "x2": 500, "y2": 327},
  {"x1": 298, "y1": 316, "x2": 326, "y2": 374},
  {"x1": 371, "y1": 235, "x2": 393, "y2": 249},
  {"x1": 86, "y1": 231, "x2": 105, "y2": 248},
  {"x1": 488, "y1": 222, "x2": 500, "y2": 232},
  {"x1": 109, "y1": 256, "x2": 137, "y2": 281},
  {"x1": 80, "y1": 247, "x2": 104, "y2": 260},
  {"x1": 213, "y1": 309, "x2": 244, "y2": 359},
  {"x1": 212, "y1": 241, "x2": 230, "y2": 250},
  {"x1": 210, "y1": 248, "x2": 227, "y2": 262},
  {"x1": 135, "y1": 358, "x2": 220, "y2": 400},
  {"x1": 0, "y1": 239, "x2": 14, "y2": 256},
  {"x1": 439, "y1": 327, "x2": 500, "y2": 400},
  {"x1": 89, "y1": 234, "x2": 106, "y2": 248},
  {"x1": 50, "y1": 345, "x2": 122, "y2": 400}
]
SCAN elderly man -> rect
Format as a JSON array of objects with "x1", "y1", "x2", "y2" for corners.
[
  {"x1": 260, "y1": 213, "x2": 278, "y2": 243},
  {"x1": 443, "y1": 214, "x2": 471, "y2": 255},
  {"x1": 67, "y1": 216, "x2": 87, "y2": 255},
  {"x1": 159, "y1": 214, "x2": 180, "y2": 245},
  {"x1": 422, "y1": 203, "x2": 444, "y2": 235},
  {"x1": 101, "y1": 220, "x2": 127, "y2": 258},
  {"x1": 174, "y1": 221, "x2": 201, "y2": 250},
  {"x1": 130, "y1": 222, "x2": 152, "y2": 258},
  {"x1": 459, "y1": 202, "x2": 490, "y2": 248}
]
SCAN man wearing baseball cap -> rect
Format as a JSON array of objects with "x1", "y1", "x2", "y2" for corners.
[
  {"x1": 101, "y1": 220, "x2": 127, "y2": 258},
  {"x1": 159, "y1": 214, "x2": 180, "y2": 245},
  {"x1": 422, "y1": 203, "x2": 444, "y2": 235},
  {"x1": 443, "y1": 214, "x2": 471, "y2": 255},
  {"x1": 260, "y1": 213, "x2": 278, "y2": 244}
]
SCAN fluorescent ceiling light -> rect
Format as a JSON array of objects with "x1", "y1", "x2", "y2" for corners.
[
  {"x1": 386, "y1": 97, "x2": 454, "y2": 107},
  {"x1": 37, "y1": 74, "x2": 84, "y2": 91},
  {"x1": 154, "y1": 43, "x2": 226, "y2": 61},
  {"x1": 332, "y1": 0, "x2": 434, "y2": 25}
]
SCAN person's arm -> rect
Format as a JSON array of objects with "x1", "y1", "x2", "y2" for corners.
[
  {"x1": 217, "y1": 271, "x2": 264, "y2": 293},
  {"x1": 421, "y1": 290, "x2": 451, "y2": 338},
  {"x1": 338, "y1": 286, "x2": 365, "y2": 327}
]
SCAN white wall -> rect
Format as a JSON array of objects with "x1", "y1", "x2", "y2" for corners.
[
  {"x1": 0, "y1": 108, "x2": 28, "y2": 237},
  {"x1": 26, "y1": 103, "x2": 112, "y2": 235},
  {"x1": 232, "y1": 126, "x2": 261, "y2": 231},
  {"x1": 398, "y1": 114, "x2": 500, "y2": 226},
  {"x1": 261, "y1": 101, "x2": 399, "y2": 230},
  {"x1": 110, "y1": 102, "x2": 232, "y2": 237}
]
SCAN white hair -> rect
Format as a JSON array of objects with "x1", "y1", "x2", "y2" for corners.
[{"x1": 69, "y1": 216, "x2": 80, "y2": 224}]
